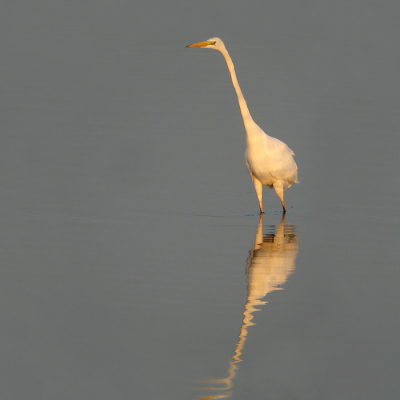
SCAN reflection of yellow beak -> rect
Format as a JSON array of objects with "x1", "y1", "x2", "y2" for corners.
[{"x1": 186, "y1": 40, "x2": 215, "y2": 48}]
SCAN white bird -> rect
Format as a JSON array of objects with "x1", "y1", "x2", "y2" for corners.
[{"x1": 187, "y1": 38, "x2": 298, "y2": 213}]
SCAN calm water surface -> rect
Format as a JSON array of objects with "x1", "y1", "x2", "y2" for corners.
[{"x1": 1, "y1": 1, "x2": 400, "y2": 399}]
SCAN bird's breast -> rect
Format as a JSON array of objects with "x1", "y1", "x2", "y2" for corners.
[
  {"x1": 245, "y1": 149, "x2": 275, "y2": 186},
  {"x1": 245, "y1": 136, "x2": 298, "y2": 186}
]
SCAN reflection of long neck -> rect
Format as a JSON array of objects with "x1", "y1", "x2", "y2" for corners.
[
  {"x1": 219, "y1": 47, "x2": 254, "y2": 128},
  {"x1": 197, "y1": 302, "x2": 257, "y2": 399},
  {"x1": 197, "y1": 217, "x2": 267, "y2": 399},
  {"x1": 197, "y1": 278, "x2": 262, "y2": 399}
]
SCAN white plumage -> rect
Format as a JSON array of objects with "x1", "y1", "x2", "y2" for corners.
[{"x1": 187, "y1": 37, "x2": 298, "y2": 213}]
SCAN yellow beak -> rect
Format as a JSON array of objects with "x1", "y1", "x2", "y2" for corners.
[{"x1": 186, "y1": 40, "x2": 215, "y2": 48}]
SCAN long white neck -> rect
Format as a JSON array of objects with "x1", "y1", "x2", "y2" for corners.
[{"x1": 219, "y1": 46, "x2": 255, "y2": 129}]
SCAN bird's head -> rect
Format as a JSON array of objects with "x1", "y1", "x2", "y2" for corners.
[{"x1": 186, "y1": 37, "x2": 225, "y2": 51}]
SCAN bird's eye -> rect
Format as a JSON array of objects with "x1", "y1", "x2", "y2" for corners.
[{"x1": 210, "y1": 41, "x2": 216, "y2": 45}]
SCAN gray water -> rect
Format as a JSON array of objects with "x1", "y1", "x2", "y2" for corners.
[{"x1": 1, "y1": 1, "x2": 400, "y2": 399}]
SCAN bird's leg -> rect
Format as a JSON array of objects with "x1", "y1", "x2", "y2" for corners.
[
  {"x1": 273, "y1": 180, "x2": 286, "y2": 213},
  {"x1": 253, "y1": 178, "x2": 264, "y2": 214}
]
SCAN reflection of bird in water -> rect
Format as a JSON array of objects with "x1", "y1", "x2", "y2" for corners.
[
  {"x1": 187, "y1": 38, "x2": 298, "y2": 213},
  {"x1": 196, "y1": 215, "x2": 298, "y2": 399}
]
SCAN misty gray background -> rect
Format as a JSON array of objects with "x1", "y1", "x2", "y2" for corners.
[{"x1": 1, "y1": 1, "x2": 399, "y2": 399}]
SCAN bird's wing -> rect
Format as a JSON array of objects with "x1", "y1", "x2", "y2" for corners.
[{"x1": 262, "y1": 136, "x2": 298, "y2": 183}]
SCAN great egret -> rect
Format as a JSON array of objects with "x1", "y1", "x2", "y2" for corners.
[{"x1": 187, "y1": 38, "x2": 298, "y2": 213}]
